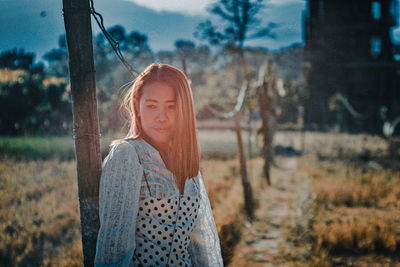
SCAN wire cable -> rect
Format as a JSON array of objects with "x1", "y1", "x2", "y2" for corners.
[{"x1": 89, "y1": 0, "x2": 139, "y2": 78}]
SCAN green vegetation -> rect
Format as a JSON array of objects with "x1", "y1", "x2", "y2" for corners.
[
  {"x1": 0, "y1": 136, "x2": 75, "y2": 161},
  {"x1": 0, "y1": 136, "x2": 119, "y2": 161},
  {"x1": 0, "y1": 133, "x2": 245, "y2": 161}
]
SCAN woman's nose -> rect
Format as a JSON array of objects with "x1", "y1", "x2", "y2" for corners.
[{"x1": 156, "y1": 108, "x2": 168, "y2": 122}]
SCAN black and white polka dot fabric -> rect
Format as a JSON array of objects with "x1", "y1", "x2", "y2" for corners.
[{"x1": 133, "y1": 195, "x2": 200, "y2": 266}]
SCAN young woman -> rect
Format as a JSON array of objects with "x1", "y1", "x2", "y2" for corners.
[{"x1": 95, "y1": 64, "x2": 223, "y2": 267}]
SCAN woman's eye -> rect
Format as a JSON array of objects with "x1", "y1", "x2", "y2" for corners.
[{"x1": 147, "y1": 105, "x2": 156, "y2": 109}]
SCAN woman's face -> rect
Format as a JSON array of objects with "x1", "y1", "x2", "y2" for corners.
[{"x1": 139, "y1": 82, "x2": 177, "y2": 151}]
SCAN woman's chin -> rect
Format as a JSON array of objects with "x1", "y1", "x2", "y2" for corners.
[{"x1": 145, "y1": 135, "x2": 170, "y2": 149}]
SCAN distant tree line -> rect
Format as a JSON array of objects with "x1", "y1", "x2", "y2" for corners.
[
  {"x1": 0, "y1": 23, "x2": 304, "y2": 136},
  {"x1": 0, "y1": 48, "x2": 70, "y2": 135}
]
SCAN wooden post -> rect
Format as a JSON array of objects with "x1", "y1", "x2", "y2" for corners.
[
  {"x1": 257, "y1": 62, "x2": 273, "y2": 186},
  {"x1": 205, "y1": 47, "x2": 255, "y2": 219},
  {"x1": 237, "y1": 50, "x2": 254, "y2": 218},
  {"x1": 300, "y1": 106, "x2": 306, "y2": 152},
  {"x1": 234, "y1": 115, "x2": 254, "y2": 219},
  {"x1": 206, "y1": 79, "x2": 254, "y2": 219},
  {"x1": 301, "y1": 62, "x2": 311, "y2": 152},
  {"x1": 246, "y1": 106, "x2": 254, "y2": 159},
  {"x1": 62, "y1": 1, "x2": 102, "y2": 266}
]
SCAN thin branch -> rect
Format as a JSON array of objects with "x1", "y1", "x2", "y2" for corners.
[
  {"x1": 211, "y1": 5, "x2": 235, "y2": 21},
  {"x1": 248, "y1": 23, "x2": 278, "y2": 39},
  {"x1": 207, "y1": 80, "x2": 249, "y2": 119},
  {"x1": 206, "y1": 57, "x2": 267, "y2": 120}
]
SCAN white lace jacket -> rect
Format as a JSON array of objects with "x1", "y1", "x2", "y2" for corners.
[{"x1": 94, "y1": 139, "x2": 223, "y2": 267}]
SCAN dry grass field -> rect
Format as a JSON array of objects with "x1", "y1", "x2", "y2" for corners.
[
  {"x1": 0, "y1": 131, "x2": 264, "y2": 266},
  {"x1": 0, "y1": 130, "x2": 399, "y2": 266},
  {"x1": 307, "y1": 156, "x2": 400, "y2": 266},
  {"x1": 0, "y1": 158, "x2": 259, "y2": 266},
  {"x1": 295, "y1": 132, "x2": 400, "y2": 266},
  {"x1": 0, "y1": 160, "x2": 82, "y2": 266}
]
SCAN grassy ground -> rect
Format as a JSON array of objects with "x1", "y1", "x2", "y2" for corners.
[
  {"x1": 280, "y1": 131, "x2": 400, "y2": 265},
  {"x1": 0, "y1": 131, "x2": 242, "y2": 161},
  {"x1": 1, "y1": 130, "x2": 399, "y2": 266},
  {"x1": 0, "y1": 160, "x2": 81, "y2": 266},
  {"x1": 227, "y1": 131, "x2": 400, "y2": 266},
  {"x1": 229, "y1": 156, "x2": 313, "y2": 266},
  {"x1": 0, "y1": 157, "x2": 259, "y2": 266},
  {"x1": 0, "y1": 131, "x2": 263, "y2": 266},
  {"x1": 307, "y1": 155, "x2": 400, "y2": 266},
  {"x1": 0, "y1": 137, "x2": 76, "y2": 161}
]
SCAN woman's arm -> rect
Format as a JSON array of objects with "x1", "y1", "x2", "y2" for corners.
[
  {"x1": 95, "y1": 141, "x2": 143, "y2": 267},
  {"x1": 189, "y1": 173, "x2": 224, "y2": 267}
]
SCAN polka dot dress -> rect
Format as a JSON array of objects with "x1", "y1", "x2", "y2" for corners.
[{"x1": 132, "y1": 194, "x2": 200, "y2": 266}]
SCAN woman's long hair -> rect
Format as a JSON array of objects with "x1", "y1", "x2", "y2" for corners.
[{"x1": 112, "y1": 63, "x2": 200, "y2": 191}]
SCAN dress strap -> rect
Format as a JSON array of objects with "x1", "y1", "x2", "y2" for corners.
[
  {"x1": 142, "y1": 170, "x2": 152, "y2": 197},
  {"x1": 136, "y1": 152, "x2": 152, "y2": 197}
]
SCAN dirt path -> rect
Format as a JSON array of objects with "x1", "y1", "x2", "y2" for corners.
[{"x1": 229, "y1": 156, "x2": 314, "y2": 266}]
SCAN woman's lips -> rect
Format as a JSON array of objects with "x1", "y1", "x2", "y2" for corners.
[{"x1": 154, "y1": 127, "x2": 170, "y2": 132}]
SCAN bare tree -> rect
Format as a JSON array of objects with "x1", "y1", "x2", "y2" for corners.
[
  {"x1": 196, "y1": 0, "x2": 276, "y2": 77},
  {"x1": 196, "y1": 0, "x2": 276, "y2": 218}
]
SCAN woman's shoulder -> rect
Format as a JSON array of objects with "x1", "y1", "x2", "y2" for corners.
[
  {"x1": 105, "y1": 139, "x2": 142, "y2": 163},
  {"x1": 110, "y1": 138, "x2": 142, "y2": 151}
]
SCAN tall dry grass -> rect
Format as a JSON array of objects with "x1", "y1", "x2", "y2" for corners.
[
  {"x1": 0, "y1": 155, "x2": 262, "y2": 266},
  {"x1": 309, "y1": 158, "x2": 400, "y2": 259},
  {"x1": 313, "y1": 207, "x2": 399, "y2": 253},
  {"x1": 313, "y1": 166, "x2": 399, "y2": 208},
  {"x1": 274, "y1": 131, "x2": 388, "y2": 158},
  {"x1": 3, "y1": 130, "x2": 395, "y2": 265},
  {"x1": 0, "y1": 160, "x2": 82, "y2": 266}
]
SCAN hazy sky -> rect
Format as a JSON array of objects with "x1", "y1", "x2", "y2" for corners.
[
  {"x1": 127, "y1": 0, "x2": 306, "y2": 15},
  {"x1": 1, "y1": 0, "x2": 398, "y2": 63},
  {"x1": 0, "y1": 0, "x2": 309, "y2": 61}
]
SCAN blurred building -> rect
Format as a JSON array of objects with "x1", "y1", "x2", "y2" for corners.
[{"x1": 304, "y1": 0, "x2": 400, "y2": 133}]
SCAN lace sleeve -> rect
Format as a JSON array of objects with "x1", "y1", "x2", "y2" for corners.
[
  {"x1": 95, "y1": 141, "x2": 143, "y2": 267},
  {"x1": 189, "y1": 173, "x2": 224, "y2": 267}
]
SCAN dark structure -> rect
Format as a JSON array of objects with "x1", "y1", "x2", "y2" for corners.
[{"x1": 304, "y1": 0, "x2": 400, "y2": 133}]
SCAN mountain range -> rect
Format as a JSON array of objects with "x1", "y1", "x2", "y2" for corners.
[
  {"x1": 1, "y1": 0, "x2": 400, "y2": 63},
  {"x1": 20, "y1": 0, "x2": 400, "y2": 66}
]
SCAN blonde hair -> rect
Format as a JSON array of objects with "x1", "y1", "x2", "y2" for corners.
[{"x1": 113, "y1": 63, "x2": 200, "y2": 191}]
